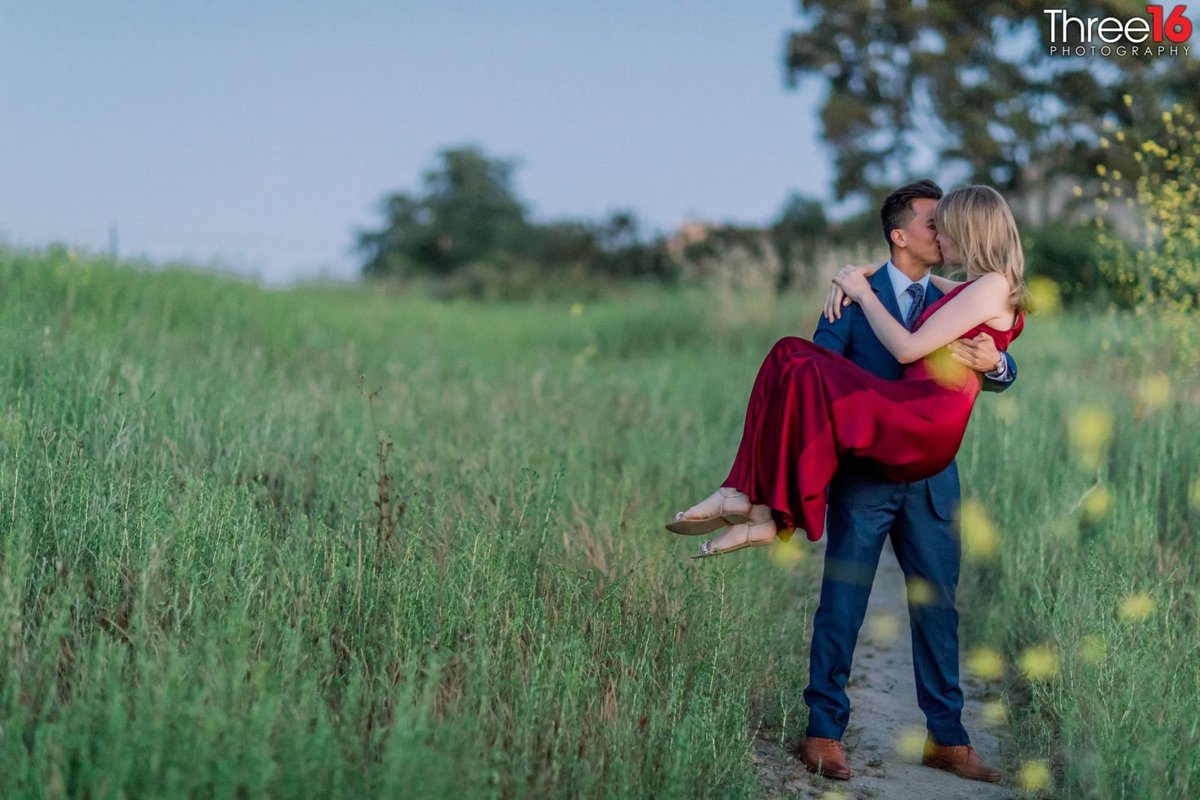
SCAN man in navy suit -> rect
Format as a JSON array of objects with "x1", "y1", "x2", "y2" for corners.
[{"x1": 798, "y1": 180, "x2": 1012, "y2": 783}]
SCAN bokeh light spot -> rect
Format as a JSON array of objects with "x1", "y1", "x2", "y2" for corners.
[
  {"x1": 992, "y1": 395, "x2": 1018, "y2": 423},
  {"x1": 1019, "y1": 645, "x2": 1060, "y2": 681},
  {"x1": 1018, "y1": 759, "x2": 1052, "y2": 792},
  {"x1": 1081, "y1": 486, "x2": 1111, "y2": 523},
  {"x1": 867, "y1": 612, "x2": 901, "y2": 645},
  {"x1": 1068, "y1": 406, "x2": 1114, "y2": 470},
  {"x1": 926, "y1": 346, "x2": 974, "y2": 389},
  {"x1": 981, "y1": 700, "x2": 1008, "y2": 726},
  {"x1": 895, "y1": 726, "x2": 928, "y2": 762},
  {"x1": 905, "y1": 577, "x2": 936, "y2": 607},
  {"x1": 1028, "y1": 276, "x2": 1061, "y2": 316},
  {"x1": 1119, "y1": 592, "x2": 1156, "y2": 623},
  {"x1": 768, "y1": 535, "x2": 804, "y2": 569},
  {"x1": 966, "y1": 647, "x2": 1005, "y2": 681},
  {"x1": 1138, "y1": 373, "x2": 1171, "y2": 410},
  {"x1": 957, "y1": 499, "x2": 999, "y2": 560}
]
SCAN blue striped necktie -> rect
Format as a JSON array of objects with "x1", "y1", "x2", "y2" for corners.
[{"x1": 904, "y1": 283, "x2": 926, "y2": 330}]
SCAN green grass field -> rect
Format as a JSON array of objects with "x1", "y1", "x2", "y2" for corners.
[{"x1": 1, "y1": 247, "x2": 1196, "y2": 798}]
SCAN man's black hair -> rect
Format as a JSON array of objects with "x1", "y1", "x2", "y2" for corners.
[{"x1": 880, "y1": 179, "x2": 943, "y2": 249}]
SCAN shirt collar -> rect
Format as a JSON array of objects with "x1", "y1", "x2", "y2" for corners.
[{"x1": 884, "y1": 259, "x2": 930, "y2": 302}]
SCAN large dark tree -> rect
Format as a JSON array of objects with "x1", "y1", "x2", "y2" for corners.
[
  {"x1": 784, "y1": 1, "x2": 1200, "y2": 210},
  {"x1": 358, "y1": 146, "x2": 530, "y2": 277}
]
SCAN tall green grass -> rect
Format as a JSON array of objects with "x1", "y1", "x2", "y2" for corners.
[
  {"x1": 957, "y1": 306, "x2": 1200, "y2": 798},
  {"x1": 0, "y1": 248, "x2": 1195, "y2": 798}
]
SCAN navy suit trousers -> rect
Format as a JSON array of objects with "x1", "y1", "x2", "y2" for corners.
[{"x1": 802, "y1": 465, "x2": 970, "y2": 746}]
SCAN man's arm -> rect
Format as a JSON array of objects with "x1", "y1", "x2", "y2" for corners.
[
  {"x1": 949, "y1": 333, "x2": 1017, "y2": 394},
  {"x1": 982, "y1": 352, "x2": 1017, "y2": 393},
  {"x1": 813, "y1": 302, "x2": 853, "y2": 356}
]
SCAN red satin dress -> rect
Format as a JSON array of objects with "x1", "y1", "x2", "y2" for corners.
[{"x1": 721, "y1": 280, "x2": 1024, "y2": 542}]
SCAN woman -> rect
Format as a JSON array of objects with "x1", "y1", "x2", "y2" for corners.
[{"x1": 667, "y1": 185, "x2": 1028, "y2": 558}]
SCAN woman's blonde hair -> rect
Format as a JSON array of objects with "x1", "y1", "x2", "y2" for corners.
[{"x1": 935, "y1": 185, "x2": 1029, "y2": 314}]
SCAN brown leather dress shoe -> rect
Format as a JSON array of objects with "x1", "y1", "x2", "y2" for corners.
[
  {"x1": 921, "y1": 737, "x2": 1001, "y2": 782},
  {"x1": 799, "y1": 736, "x2": 852, "y2": 780}
]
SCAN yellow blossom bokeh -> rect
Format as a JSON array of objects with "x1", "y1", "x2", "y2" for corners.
[
  {"x1": 868, "y1": 612, "x2": 901, "y2": 645},
  {"x1": 1018, "y1": 759, "x2": 1052, "y2": 792},
  {"x1": 1019, "y1": 645, "x2": 1059, "y2": 681},
  {"x1": 981, "y1": 699, "x2": 1008, "y2": 726},
  {"x1": 1027, "y1": 276, "x2": 1061, "y2": 316},
  {"x1": 768, "y1": 535, "x2": 804, "y2": 569},
  {"x1": 957, "y1": 499, "x2": 999, "y2": 560},
  {"x1": 1081, "y1": 486, "x2": 1111, "y2": 523},
  {"x1": 570, "y1": 302, "x2": 584, "y2": 316},
  {"x1": 905, "y1": 576, "x2": 936, "y2": 607},
  {"x1": 925, "y1": 345, "x2": 974, "y2": 390},
  {"x1": 1118, "y1": 592, "x2": 1156, "y2": 623},
  {"x1": 895, "y1": 726, "x2": 928, "y2": 762},
  {"x1": 966, "y1": 647, "x2": 1005, "y2": 681},
  {"x1": 1138, "y1": 373, "x2": 1171, "y2": 410},
  {"x1": 992, "y1": 395, "x2": 1018, "y2": 423},
  {"x1": 1068, "y1": 406, "x2": 1114, "y2": 470}
]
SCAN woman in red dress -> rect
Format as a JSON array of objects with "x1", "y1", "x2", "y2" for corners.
[{"x1": 668, "y1": 185, "x2": 1029, "y2": 558}]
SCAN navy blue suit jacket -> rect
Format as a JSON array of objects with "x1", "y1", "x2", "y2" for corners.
[{"x1": 812, "y1": 267, "x2": 1017, "y2": 519}]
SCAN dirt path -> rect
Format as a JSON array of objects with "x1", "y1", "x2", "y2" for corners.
[{"x1": 753, "y1": 539, "x2": 1016, "y2": 799}]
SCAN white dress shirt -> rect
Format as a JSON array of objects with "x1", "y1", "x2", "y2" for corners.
[
  {"x1": 883, "y1": 260, "x2": 1008, "y2": 379},
  {"x1": 884, "y1": 260, "x2": 931, "y2": 322}
]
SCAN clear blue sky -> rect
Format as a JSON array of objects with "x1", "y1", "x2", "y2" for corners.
[{"x1": 0, "y1": 2, "x2": 830, "y2": 284}]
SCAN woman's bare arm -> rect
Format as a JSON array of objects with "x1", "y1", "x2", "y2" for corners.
[
  {"x1": 825, "y1": 265, "x2": 965, "y2": 322},
  {"x1": 839, "y1": 272, "x2": 1012, "y2": 364}
]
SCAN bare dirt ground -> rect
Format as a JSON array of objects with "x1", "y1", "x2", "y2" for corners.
[{"x1": 753, "y1": 539, "x2": 1017, "y2": 800}]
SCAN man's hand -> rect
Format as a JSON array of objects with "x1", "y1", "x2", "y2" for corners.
[{"x1": 949, "y1": 333, "x2": 1003, "y2": 373}]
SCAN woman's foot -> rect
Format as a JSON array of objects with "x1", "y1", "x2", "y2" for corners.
[
  {"x1": 692, "y1": 505, "x2": 778, "y2": 558},
  {"x1": 666, "y1": 487, "x2": 752, "y2": 535}
]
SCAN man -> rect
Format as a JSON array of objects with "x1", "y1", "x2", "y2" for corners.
[{"x1": 798, "y1": 180, "x2": 1011, "y2": 783}]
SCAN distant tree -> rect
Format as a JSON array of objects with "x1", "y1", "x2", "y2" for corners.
[
  {"x1": 595, "y1": 210, "x2": 641, "y2": 252},
  {"x1": 358, "y1": 146, "x2": 531, "y2": 277},
  {"x1": 770, "y1": 192, "x2": 828, "y2": 291},
  {"x1": 783, "y1": 2, "x2": 1200, "y2": 211},
  {"x1": 531, "y1": 220, "x2": 598, "y2": 269},
  {"x1": 587, "y1": 210, "x2": 673, "y2": 279},
  {"x1": 358, "y1": 149, "x2": 676, "y2": 291}
]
